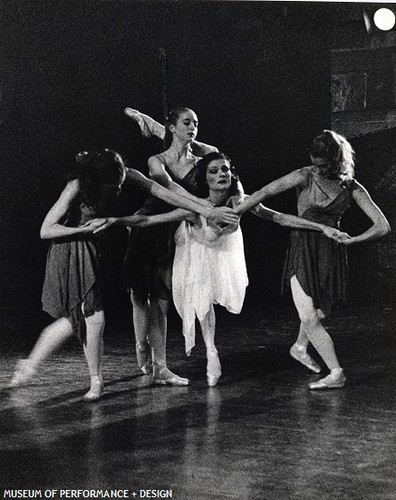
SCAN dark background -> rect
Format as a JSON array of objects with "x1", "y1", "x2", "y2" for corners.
[{"x1": 0, "y1": 1, "x2": 393, "y2": 340}]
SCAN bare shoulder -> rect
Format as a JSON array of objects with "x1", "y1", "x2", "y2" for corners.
[
  {"x1": 148, "y1": 153, "x2": 168, "y2": 174},
  {"x1": 350, "y1": 180, "x2": 373, "y2": 201},
  {"x1": 297, "y1": 165, "x2": 313, "y2": 177},
  {"x1": 289, "y1": 166, "x2": 311, "y2": 185},
  {"x1": 148, "y1": 152, "x2": 166, "y2": 165},
  {"x1": 351, "y1": 179, "x2": 366, "y2": 193}
]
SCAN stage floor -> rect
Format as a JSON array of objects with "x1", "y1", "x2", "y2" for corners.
[{"x1": 0, "y1": 305, "x2": 395, "y2": 500}]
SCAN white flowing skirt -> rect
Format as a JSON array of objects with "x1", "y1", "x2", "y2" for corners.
[{"x1": 172, "y1": 219, "x2": 248, "y2": 355}]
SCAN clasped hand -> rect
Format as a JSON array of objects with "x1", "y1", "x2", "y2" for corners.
[
  {"x1": 322, "y1": 226, "x2": 352, "y2": 244},
  {"x1": 82, "y1": 218, "x2": 114, "y2": 234},
  {"x1": 206, "y1": 206, "x2": 240, "y2": 227}
]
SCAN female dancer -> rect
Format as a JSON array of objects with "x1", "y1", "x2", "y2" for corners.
[
  {"x1": 235, "y1": 130, "x2": 390, "y2": 389},
  {"x1": 101, "y1": 151, "x2": 349, "y2": 386},
  {"x1": 9, "y1": 149, "x2": 237, "y2": 400},
  {"x1": 172, "y1": 152, "x2": 248, "y2": 386},
  {"x1": 124, "y1": 107, "x2": 220, "y2": 386}
]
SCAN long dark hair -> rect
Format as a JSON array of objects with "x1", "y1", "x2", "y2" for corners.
[
  {"x1": 309, "y1": 130, "x2": 355, "y2": 186},
  {"x1": 163, "y1": 107, "x2": 194, "y2": 150},
  {"x1": 195, "y1": 152, "x2": 239, "y2": 199},
  {"x1": 69, "y1": 149, "x2": 126, "y2": 209}
]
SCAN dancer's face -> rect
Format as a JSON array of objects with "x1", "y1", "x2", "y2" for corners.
[
  {"x1": 206, "y1": 158, "x2": 232, "y2": 191},
  {"x1": 310, "y1": 155, "x2": 331, "y2": 170},
  {"x1": 171, "y1": 110, "x2": 198, "y2": 142}
]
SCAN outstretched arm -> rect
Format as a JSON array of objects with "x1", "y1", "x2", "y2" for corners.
[
  {"x1": 235, "y1": 169, "x2": 307, "y2": 215},
  {"x1": 92, "y1": 209, "x2": 196, "y2": 233},
  {"x1": 248, "y1": 201, "x2": 351, "y2": 242},
  {"x1": 343, "y1": 182, "x2": 391, "y2": 244},
  {"x1": 126, "y1": 168, "x2": 238, "y2": 225},
  {"x1": 124, "y1": 108, "x2": 218, "y2": 155},
  {"x1": 40, "y1": 180, "x2": 107, "y2": 239}
]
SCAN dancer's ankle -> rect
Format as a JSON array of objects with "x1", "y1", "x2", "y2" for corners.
[
  {"x1": 9, "y1": 359, "x2": 37, "y2": 388},
  {"x1": 330, "y1": 367, "x2": 343, "y2": 377},
  {"x1": 293, "y1": 342, "x2": 308, "y2": 352},
  {"x1": 84, "y1": 375, "x2": 103, "y2": 402}
]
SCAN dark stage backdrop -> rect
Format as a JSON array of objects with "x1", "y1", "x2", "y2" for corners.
[{"x1": 2, "y1": 1, "x2": 376, "y2": 338}]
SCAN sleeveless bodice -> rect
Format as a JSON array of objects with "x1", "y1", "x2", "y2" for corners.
[
  {"x1": 282, "y1": 167, "x2": 356, "y2": 315},
  {"x1": 297, "y1": 167, "x2": 354, "y2": 227}
]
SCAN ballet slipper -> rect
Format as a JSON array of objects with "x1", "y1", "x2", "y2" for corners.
[
  {"x1": 309, "y1": 370, "x2": 346, "y2": 390},
  {"x1": 124, "y1": 108, "x2": 164, "y2": 139},
  {"x1": 207, "y1": 350, "x2": 222, "y2": 387},
  {"x1": 152, "y1": 365, "x2": 189, "y2": 386},
  {"x1": 136, "y1": 342, "x2": 152, "y2": 375},
  {"x1": 290, "y1": 344, "x2": 321, "y2": 373},
  {"x1": 9, "y1": 359, "x2": 36, "y2": 388},
  {"x1": 83, "y1": 376, "x2": 104, "y2": 402}
]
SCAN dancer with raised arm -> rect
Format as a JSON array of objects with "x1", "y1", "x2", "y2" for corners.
[
  {"x1": 9, "y1": 149, "x2": 237, "y2": 400},
  {"x1": 235, "y1": 130, "x2": 390, "y2": 389},
  {"x1": 123, "y1": 107, "x2": 246, "y2": 385}
]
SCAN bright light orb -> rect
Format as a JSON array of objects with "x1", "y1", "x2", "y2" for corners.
[{"x1": 373, "y1": 8, "x2": 396, "y2": 31}]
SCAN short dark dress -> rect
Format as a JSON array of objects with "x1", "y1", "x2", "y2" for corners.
[
  {"x1": 281, "y1": 166, "x2": 355, "y2": 316},
  {"x1": 41, "y1": 194, "x2": 112, "y2": 341},
  {"x1": 124, "y1": 164, "x2": 199, "y2": 303}
]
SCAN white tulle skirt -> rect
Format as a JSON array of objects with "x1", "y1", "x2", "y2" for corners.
[{"x1": 172, "y1": 218, "x2": 249, "y2": 355}]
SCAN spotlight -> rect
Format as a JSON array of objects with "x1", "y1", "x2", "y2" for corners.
[
  {"x1": 374, "y1": 8, "x2": 396, "y2": 31},
  {"x1": 364, "y1": 5, "x2": 396, "y2": 34}
]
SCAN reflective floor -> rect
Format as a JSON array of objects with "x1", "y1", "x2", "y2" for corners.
[{"x1": 0, "y1": 305, "x2": 395, "y2": 499}]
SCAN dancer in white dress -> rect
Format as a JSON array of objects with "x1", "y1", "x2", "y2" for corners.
[{"x1": 172, "y1": 153, "x2": 248, "y2": 385}]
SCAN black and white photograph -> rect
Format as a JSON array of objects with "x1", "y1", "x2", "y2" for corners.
[{"x1": 0, "y1": 1, "x2": 395, "y2": 498}]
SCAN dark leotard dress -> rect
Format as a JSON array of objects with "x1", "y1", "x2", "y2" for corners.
[
  {"x1": 41, "y1": 194, "x2": 114, "y2": 341},
  {"x1": 281, "y1": 166, "x2": 355, "y2": 316},
  {"x1": 124, "y1": 165, "x2": 199, "y2": 303}
]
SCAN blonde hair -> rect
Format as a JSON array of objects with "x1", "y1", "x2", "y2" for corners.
[{"x1": 310, "y1": 130, "x2": 355, "y2": 186}]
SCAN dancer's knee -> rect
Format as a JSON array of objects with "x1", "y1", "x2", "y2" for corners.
[{"x1": 299, "y1": 311, "x2": 320, "y2": 330}]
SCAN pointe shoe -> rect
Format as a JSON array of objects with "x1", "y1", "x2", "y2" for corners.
[
  {"x1": 152, "y1": 366, "x2": 189, "y2": 386},
  {"x1": 83, "y1": 376, "x2": 104, "y2": 402},
  {"x1": 290, "y1": 344, "x2": 321, "y2": 374},
  {"x1": 136, "y1": 342, "x2": 152, "y2": 375},
  {"x1": 309, "y1": 370, "x2": 346, "y2": 390},
  {"x1": 9, "y1": 359, "x2": 36, "y2": 388},
  {"x1": 124, "y1": 108, "x2": 158, "y2": 139},
  {"x1": 207, "y1": 351, "x2": 222, "y2": 387}
]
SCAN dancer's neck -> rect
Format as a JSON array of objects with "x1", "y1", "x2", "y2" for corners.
[{"x1": 208, "y1": 190, "x2": 230, "y2": 207}]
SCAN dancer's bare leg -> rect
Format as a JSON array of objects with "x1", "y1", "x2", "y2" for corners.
[
  {"x1": 9, "y1": 318, "x2": 74, "y2": 387},
  {"x1": 83, "y1": 310, "x2": 105, "y2": 401},
  {"x1": 150, "y1": 298, "x2": 189, "y2": 386},
  {"x1": 130, "y1": 291, "x2": 152, "y2": 374},
  {"x1": 290, "y1": 276, "x2": 346, "y2": 389},
  {"x1": 201, "y1": 304, "x2": 221, "y2": 386}
]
